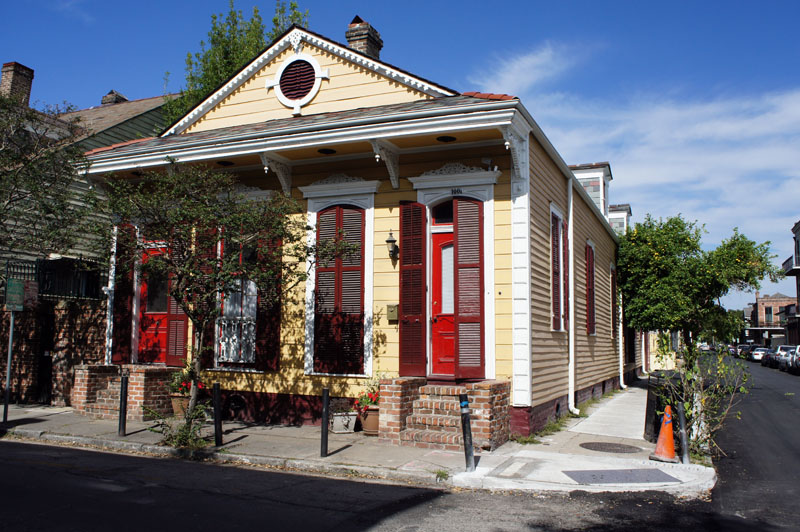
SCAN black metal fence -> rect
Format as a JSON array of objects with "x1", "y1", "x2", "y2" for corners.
[{"x1": 3, "y1": 257, "x2": 108, "y2": 302}]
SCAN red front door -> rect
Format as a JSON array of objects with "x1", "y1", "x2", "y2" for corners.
[
  {"x1": 431, "y1": 232, "x2": 455, "y2": 376},
  {"x1": 138, "y1": 250, "x2": 187, "y2": 366}
]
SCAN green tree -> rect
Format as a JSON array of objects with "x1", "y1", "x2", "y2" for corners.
[
  {"x1": 97, "y1": 163, "x2": 345, "y2": 418},
  {"x1": 163, "y1": 0, "x2": 309, "y2": 126},
  {"x1": 0, "y1": 94, "x2": 94, "y2": 276},
  {"x1": 618, "y1": 214, "x2": 781, "y2": 454}
]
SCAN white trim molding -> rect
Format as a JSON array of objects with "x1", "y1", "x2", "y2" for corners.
[
  {"x1": 410, "y1": 166, "x2": 496, "y2": 380},
  {"x1": 301, "y1": 175, "x2": 378, "y2": 378},
  {"x1": 509, "y1": 128, "x2": 532, "y2": 407},
  {"x1": 163, "y1": 27, "x2": 456, "y2": 136}
]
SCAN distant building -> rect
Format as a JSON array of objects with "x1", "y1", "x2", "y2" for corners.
[{"x1": 745, "y1": 292, "x2": 795, "y2": 347}]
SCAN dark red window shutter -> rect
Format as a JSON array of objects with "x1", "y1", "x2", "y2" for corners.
[
  {"x1": 112, "y1": 225, "x2": 136, "y2": 364},
  {"x1": 314, "y1": 206, "x2": 365, "y2": 374},
  {"x1": 255, "y1": 240, "x2": 282, "y2": 372},
  {"x1": 563, "y1": 219, "x2": 569, "y2": 331},
  {"x1": 611, "y1": 267, "x2": 618, "y2": 339},
  {"x1": 454, "y1": 198, "x2": 484, "y2": 379},
  {"x1": 551, "y1": 213, "x2": 561, "y2": 330},
  {"x1": 586, "y1": 244, "x2": 596, "y2": 335},
  {"x1": 165, "y1": 288, "x2": 187, "y2": 367},
  {"x1": 399, "y1": 202, "x2": 427, "y2": 376}
]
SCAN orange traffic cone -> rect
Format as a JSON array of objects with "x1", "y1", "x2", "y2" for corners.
[{"x1": 649, "y1": 405, "x2": 679, "y2": 463}]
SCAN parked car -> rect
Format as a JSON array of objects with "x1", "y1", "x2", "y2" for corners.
[
  {"x1": 752, "y1": 347, "x2": 768, "y2": 362},
  {"x1": 788, "y1": 348, "x2": 799, "y2": 374},
  {"x1": 768, "y1": 349, "x2": 781, "y2": 368},
  {"x1": 737, "y1": 344, "x2": 751, "y2": 358},
  {"x1": 777, "y1": 345, "x2": 796, "y2": 371}
]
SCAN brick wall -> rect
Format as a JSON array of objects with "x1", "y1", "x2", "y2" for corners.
[
  {"x1": 0, "y1": 300, "x2": 106, "y2": 406},
  {"x1": 378, "y1": 377, "x2": 426, "y2": 445},
  {"x1": 72, "y1": 365, "x2": 175, "y2": 421}
]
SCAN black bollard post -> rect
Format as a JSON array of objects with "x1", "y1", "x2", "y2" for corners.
[
  {"x1": 676, "y1": 401, "x2": 690, "y2": 464},
  {"x1": 459, "y1": 393, "x2": 475, "y2": 472},
  {"x1": 117, "y1": 372, "x2": 128, "y2": 437},
  {"x1": 213, "y1": 382, "x2": 223, "y2": 447},
  {"x1": 320, "y1": 388, "x2": 329, "y2": 458}
]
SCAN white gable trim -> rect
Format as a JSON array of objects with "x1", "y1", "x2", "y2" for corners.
[{"x1": 163, "y1": 27, "x2": 456, "y2": 136}]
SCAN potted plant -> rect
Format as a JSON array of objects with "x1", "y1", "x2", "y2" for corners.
[
  {"x1": 330, "y1": 406, "x2": 358, "y2": 434},
  {"x1": 355, "y1": 376, "x2": 380, "y2": 436},
  {"x1": 168, "y1": 362, "x2": 205, "y2": 418}
]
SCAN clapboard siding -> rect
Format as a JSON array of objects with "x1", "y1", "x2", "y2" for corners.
[
  {"x1": 528, "y1": 134, "x2": 569, "y2": 407},
  {"x1": 187, "y1": 45, "x2": 429, "y2": 134},
  {"x1": 572, "y1": 190, "x2": 618, "y2": 391}
]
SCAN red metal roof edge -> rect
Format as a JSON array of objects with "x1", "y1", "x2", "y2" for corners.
[
  {"x1": 84, "y1": 136, "x2": 155, "y2": 156},
  {"x1": 461, "y1": 91, "x2": 517, "y2": 101}
]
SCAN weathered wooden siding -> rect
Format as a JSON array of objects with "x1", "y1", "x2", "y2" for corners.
[
  {"x1": 528, "y1": 134, "x2": 569, "y2": 407},
  {"x1": 572, "y1": 189, "x2": 619, "y2": 392},
  {"x1": 187, "y1": 45, "x2": 430, "y2": 134}
]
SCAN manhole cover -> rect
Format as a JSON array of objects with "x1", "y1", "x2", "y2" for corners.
[{"x1": 579, "y1": 442, "x2": 641, "y2": 454}]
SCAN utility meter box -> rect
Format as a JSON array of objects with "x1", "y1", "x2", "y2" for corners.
[{"x1": 386, "y1": 304, "x2": 399, "y2": 321}]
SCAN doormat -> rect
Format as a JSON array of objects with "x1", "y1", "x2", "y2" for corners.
[{"x1": 563, "y1": 468, "x2": 679, "y2": 484}]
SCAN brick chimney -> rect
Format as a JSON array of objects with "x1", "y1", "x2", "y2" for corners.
[
  {"x1": 345, "y1": 16, "x2": 383, "y2": 60},
  {"x1": 101, "y1": 90, "x2": 128, "y2": 105},
  {"x1": 1, "y1": 62, "x2": 35, "y2": 107}
]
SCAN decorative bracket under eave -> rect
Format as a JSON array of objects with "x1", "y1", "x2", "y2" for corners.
[
  {"x1": 502, "y1": 126, "x2": 525, "y2": 181},
  {"x1": 259, "y1": 152, "x2": 292, "y2": 195},
  {"x1": 370, "y1": 139, "x2": 400, "y2": 189}
]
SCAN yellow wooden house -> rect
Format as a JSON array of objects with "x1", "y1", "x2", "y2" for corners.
[{"x1": 81, "y1": 19, "x2": 639, "y2": 448}]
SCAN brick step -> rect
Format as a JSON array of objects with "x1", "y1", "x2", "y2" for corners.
[
  {"x1": 399, "y1": 428, "x2": 464, "y2": 451},
  {"x1": 418, "y1": 385, "x2": 468, "y2": 397},
  {"x1": 412, "y1": 398, "x2": 462, "y2": 415},
  {"x1": 406, "y1": 413, "x2": 462, "y2": 432}
]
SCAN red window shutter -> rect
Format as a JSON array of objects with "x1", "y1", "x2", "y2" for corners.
[
  {"x1": 314, "y1": 206, "x2": 365, "y2": 374},
  {"x1": 165, "y1": 287, "x2": 187, "y2": 367},
  {"x1": 611, "y1": 268, "x2": 618, "y2": 339},
  {"x1": 255, "y1": 239, "x2": 282, "y2": 372},
  {"x1": 586, "y1": 244, "x2": 596, "y2": 335},
  {"x1": 551, "y1": 213, "x2": 561, "y2": 330},
  {"x1": 399, "y1": 202, "x2": 427, "y2": 376},
  {"x1": 563, "y1": 219, "x2": 569, "y2": 331},
  {"x1": 454, "y1": 198, "x2": 484, "y2": 379},
  {"x1": 112, "y1": 225, "x2": 136, "y2": 364}
]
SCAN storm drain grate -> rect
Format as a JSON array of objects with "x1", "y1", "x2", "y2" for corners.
[
  {"x1": 563, "y1": 469, "x2": 680, "y2": 484},
  {"x1": 579, "y1": 442, "x2": 642, "y2": 454}
]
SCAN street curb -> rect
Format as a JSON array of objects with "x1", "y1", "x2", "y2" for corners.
[{"x1": 4, "y1": 428, "x2": 447, "y2": 489}]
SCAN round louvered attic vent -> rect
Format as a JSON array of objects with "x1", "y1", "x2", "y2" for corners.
[{"x1": 279, "y1": 60, "x2": 315, "y2": 100}]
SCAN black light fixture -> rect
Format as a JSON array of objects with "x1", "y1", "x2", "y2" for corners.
[
  {"x1": 386, "y1": 230, "x2": 399, "y2": 260},
  {"x1": 436, "y1": 135, "x2": 457, "y2": 143},
  {"x1": 318, "y1": 148, "x2": 337, "y2": 155}
]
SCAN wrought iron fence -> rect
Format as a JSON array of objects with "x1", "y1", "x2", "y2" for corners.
[{"x1": 2, "y1": 257, "x2": 108, "y2": 302}]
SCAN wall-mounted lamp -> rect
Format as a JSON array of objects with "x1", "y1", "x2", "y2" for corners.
[{"x1": 386, "y1": 230, "x2": 399, "y2": 260}]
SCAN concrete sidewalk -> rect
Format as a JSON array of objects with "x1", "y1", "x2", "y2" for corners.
[{"x1": 0, "y1": 379, "x2": 715, "y2": 497}]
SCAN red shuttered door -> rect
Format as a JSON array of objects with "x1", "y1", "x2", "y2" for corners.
[
  {"x1": 399, "y1": 202, "x2": 427, "y2": 376},
  {"x1": 454, "y1": 198, "x2": 484, "y2": 379},
  {"x1": 165, "y1": 289, "x2": 188, "y2": 367},
  {"x1": 551, "y1": 213, "x2": 561, "y2": 330},
  {"x1": 314, "y1": 206, "x2": 365, "y2": 374},
  {"x1": 585, "y1": 244, "x2": 596, "y2": 335}
]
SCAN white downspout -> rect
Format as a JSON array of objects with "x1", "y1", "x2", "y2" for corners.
[
  {"x1": 102, "y1": 225, "x2": 118, "y2": 365},
  {"x1": 567, "y1": 180, "x2": 580, "y2": 415}
]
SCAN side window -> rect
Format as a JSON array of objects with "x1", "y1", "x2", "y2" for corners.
[{"x1": 551, "y1": 210, "x2": 564, "y2": 331}]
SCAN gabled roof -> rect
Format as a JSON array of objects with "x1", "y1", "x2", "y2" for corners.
[
  {"x1": 61, "y1": 94, "x2": 176, "y2": 138},
  {"x1": 162, "y1": 25, "x2": 458, "y2": 137}
]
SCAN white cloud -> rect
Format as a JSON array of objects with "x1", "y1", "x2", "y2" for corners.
[
  {"x1": 471, "y1": 45, "x2": 800, "y2": 310},
  {"x1": 468, "y1": 42, "x2": 579, "y2": 96},
  {"x1": 52, "y1": 0, "x2": 94, "y2": 24}
]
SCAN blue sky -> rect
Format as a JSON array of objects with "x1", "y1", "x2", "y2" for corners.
[{"x1": 4, "y1": 1, "x2": 799, "y2": 309}]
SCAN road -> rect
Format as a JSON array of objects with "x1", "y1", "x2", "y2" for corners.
[
  {"x1": 709, "y1": 358, "x2": 800, "y2": 528},
  {"x1": 1, "y1": 362, "x2": 797, "y2": 531}
]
